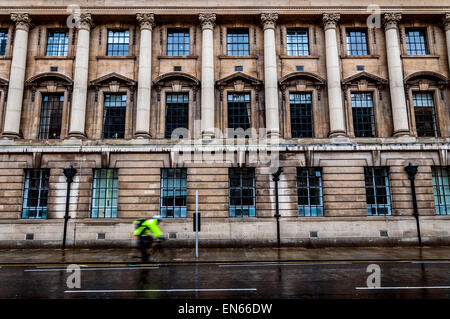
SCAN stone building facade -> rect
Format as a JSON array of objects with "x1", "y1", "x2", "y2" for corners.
[{"x1": 0, "y1": 0, "x2": 449, "y2": 248}]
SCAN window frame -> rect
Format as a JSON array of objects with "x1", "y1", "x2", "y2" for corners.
[
  {"x1": 404, "y1": 27, "x2": 429, "y2": 56},
  {"x1": 164, "y1": 92, "x2": 190, "y2": 139},
  {"x1": 102, "y1": 93, "x2": 127, "y2": 139},
  {"x1": 350, "y1": 91, "x2": 376, "y2": 138},
  {"x1": 289, "y1": 92, "x2": 314, "y2": 138},
  {"x1": 160, "y1": 168, "x2": 187, "y2": 218},
  {"x1": 226, "y1": 28, "x2": 250, "y2": 56},
  {"x1": 106, "y1": 29, "x2": 130, "y2": 57},
  {"x1": 38, "y1": 93, "x2": 64, "y2": 140},
  {"x1": 0, "y1": 28, "x2": 9, "y2": 56},
  {"x1": 364, "y1": 167, "x2": 392, "y2": 216},
  {"x1": 45, "y1": 29, "x2": 69, "y2": 57},
  {"x1": 411, "y1": 91, "x2": 439, "y2": 138},
  {"x1": 432, "y1": 166, "x2": 450, "y2": 216},
  {"x1": 226, "y1": 92, "x2": 252, "y2": 136},
  {"x1": 286, "y1": 28, "x2": 310, "y2": 56},
  {"x1": 91, "y1": 168, "x2": 119, "y2": 218},
  {"x1": 166, "y1": 28, "x2": 190, "y2": 57},
  {"x1": 297, "y1": 167, "x2": 324, "y2": 217},
  {"x1": 22, "y1": 169, "x2": 50, "y2": 219},
  {"x1": 228, "y1": 167, "x2": 256, "y2": 218},
  {"x1": 345, "y1": 28, "x2": 369, "y2": 56}
]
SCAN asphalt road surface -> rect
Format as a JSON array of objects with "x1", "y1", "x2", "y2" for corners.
[{"x1": 0, "y1": 260, "x2": 450, "y2": 299}]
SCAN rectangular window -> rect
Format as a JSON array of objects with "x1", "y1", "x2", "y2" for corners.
[
  {"x1": 0, "y1": 29, "x2": 8, "y2": 56},
  {"x1": 346, "y1": 29, "x2": 369, "y2": 56},
  {"x1": 229, "y1": 167, "x2": 255, "y2": 217},
  {"x1": 227, "y1": 93, "x2": 251, "y2": 134},
  {"x1": 290, "y1": 93, "x2": 313, "y2": 138},
  {"x1": 413, "y1": 92, "x2": 438, "y2": 137},
  {"x1": 286, "y1": 29, "x2": 309, "y2": 56},
  {"x1": 406, "y1": 28, "x2": 428, "y2": 55},
  {"x1": 227, "y1": 29, "x2": 249, "y2": 56},
  {"x1": 22, "y1": 169, "x2": 50, "y2": 219},
  {"x1": 432, "y1": 167, "x2": 450, "y2": 215},
  {"x1": 167, "y1": 29, "x2": 190, "y2": 56},
  {"x1": 38, "y1": 94, "x2": 64, "y2": 139},
  {"x1": 91, "y1": 169, "x2": 118, "y2": 218},
  {"x1": 165, "y1": 93, "x2": 189, "y2": 139},
  {"x1": 102, "y1": 94, "x2": 127, "y2": 139},
  {"x1": 351, "y1": 92, "x2": 375, "y2": 137},
  {"x1": 46, "y1": 29, "x2": 69, "y2": 57},
  {"x1": 297, "y1": 168, "x2": 323, "y2": 216},
  {"x1": 161, "y1": 168, "x2": 187, "y2": 218},
  {"x1": 107, "y1": 30, "x2": 129, "y2": 56},
  {"x1": 364, "y1": 167, "x2": 392, "y2": 216}
]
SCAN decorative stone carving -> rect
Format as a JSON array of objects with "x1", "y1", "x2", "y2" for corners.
[
  {"x1": 77, "y1": 13, "x2": 95, "y2": 31},
  {"x1": 322, "y1": 13, "x2": 340, "y2": 30},
  {"x1": 10, "y1": 13, "x2": 33, "y2": 31},
  {"x1": 136, "y1": 13, "x2": 155, "y2": 30},
  {"x1": 199, "y1": 13, "x2": 216, "y2": 30},
  {"x1": 383, "y1": 12, "x2": 402, "y2": 30},
  {"x1": 442, "y1": 13, "x2": 450, "y2": 31},
  {"x1": 261, "y1": 13, "x2": 278, "y2": 30}
]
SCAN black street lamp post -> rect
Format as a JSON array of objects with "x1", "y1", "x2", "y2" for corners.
[
  {"x1": 62, "y1": 165, "x2": 77, "y2": 250},
  {"x1": 404, "y1": 162, "x2": 422, "y2": 247},
  {"x1": 272, "y1": 167, "x2": 283, "y2": 248}
]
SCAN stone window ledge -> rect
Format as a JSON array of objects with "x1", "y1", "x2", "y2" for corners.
[
  {"x1": 219, "y1": 55, "x2": 258, "y2": 60},
  {"x1": 34, "y1": 56, "x2": 75, "y2": 60},
  {"x1": 401, "y1": 54, "x2": 440, "y2": 59},
  {"x1": 340, "y1": 55, "x2": 380, "y2": 59},
  {"x1": 157, "y1": 55, "x2": 199, "y2": 60},
  {"x1": 96, "y1": 55, "x2": 136, "y2": 60},
  {"x1": 279, "y1": 55, "x2": 320, "y2": 59}
]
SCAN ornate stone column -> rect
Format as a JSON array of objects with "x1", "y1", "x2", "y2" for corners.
[
  {"x1": 199, "y1": 13, "x2": 216, "y2": 139},
  {"x1": 322, "y1": 13, "x2": 346, "y2": 137},
  {"x1": 443, "y1": 13, "x2": 450, "y2": 73},
  {"x1": 135, "y1": 13, "x2": 155, "y2": 138},
  {"x1": 2, "y1": 13, "x2": 33, "y2": 138},
  {"x1": 261, "y1": 13, "x2": 280, "y2": 138},
  {"x1": 68, "y1": 13, "x2": 94, "y2": 138},
  {"x1": 383, "y1": 13, "x2": 410, "y2": 136}
]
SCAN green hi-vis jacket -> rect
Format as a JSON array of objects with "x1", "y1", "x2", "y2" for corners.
[{"x1": 134, "y1": 219, "x2": 163, "y2": 238}]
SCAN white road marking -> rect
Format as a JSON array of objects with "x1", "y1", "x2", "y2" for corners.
[
  {"x1": 218, "y1": 262, "x2": 353, "y2": 267},
  {"x1": 356, "y1": 286, "x2": 450, "y2": 290},
  {"x1": 25, "y1": 266, "x2": 159, "y2": 272},
  {"x1": 411, "y1": 261, "x2": 450, "y2": 264},
  {"x1": 65, "y1": 288, "x2": 258, "y2": 293}
]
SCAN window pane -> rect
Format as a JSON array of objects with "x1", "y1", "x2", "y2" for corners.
[
  {"x1": 297, "y1": 168, "x2": 323, "y2": 216},
  {"x1": 91, "y1": 169, "x2": 119, "y2": 218},
  {"x1": 107, "y1": 30, "x2": 130, "y2": 56},
  {"x1": 46, "y1": 29, "x2": 69, "y2": 56},
  {"x1": 38, "y1": 94, "x2": 64, "y2": 139},
  {"x1": 161, "y1": 168, "x2": 187, "y2": 218},
  {"x1": 227, "y1": 93, "x2": 251, "y2": 135},
  {"x1": 0, "y1": 29, "x2": 8, "y2": 56},
  {"x1": 364, "y1": 167, "x2": 391, "y2": 216},
  {"x1": 432, "y1": 167, "x2": 450, "y2": 215},
  {"x1": 351, "y1": 92, "x2": 375, "y2": 137},
  {"x1": 227, "y1": 29, "x2": 249, "y2": 56},
  {"x1": 229, "y1": 168, "x2": 255, "y2": 217},
  {"x1": 413, "y1": 92, "x2": 437, "y2": 137},
  {"x1": 290, "y1": 93, "x2": 313, "y2": 137},
  {"x1": 346, "y1": 29, "x2": 368, "y2": 55},
  {"x1": 165, "y1": 93, "x2": 189, "y2": 138},
  {"x1": 286, "y1": 29, "x2": 309, "y2": 56},
  {"x1": 22, "y1": 169, "x2": 50, "y2": 219},
  {"x1": 102, "y1": 94, "x2": 127, "y2": 139},
  {"x1": 167, "y1": 29, "x2": 190, "y2": 56},
  {"x1": 406, "y1": 28, "x2": 428, "y2": 55}
]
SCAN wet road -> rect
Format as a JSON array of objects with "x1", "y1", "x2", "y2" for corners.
[{"x1": 1, "y1": 260, "x2": 450, "y2": 299}]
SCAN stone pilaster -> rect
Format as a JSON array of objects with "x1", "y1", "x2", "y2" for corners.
[
  {"x1": 322, "y1": 13, "x2": 346, "y2": 137},
  {"x1": 199, "y1": 13, "x2": 216, "y2": 139},
  {"x1": 68, "y1": 13, "x2": 94, "y2": 138},
  {"x1": 442, "y1": 13, "x2": 450, "y2": 73},
  {"x1": 261, "y1": 13, "x2": 280, "y2": 138},
  {"x1": 383, "y1": 12, "x2": 410, "y2": 137},
  {"x1": 135, "y1": 13, "x2": 155, "y2": 138},
  {"x1": 1, "y1": 13, "x2": 33, "y2": 139}
]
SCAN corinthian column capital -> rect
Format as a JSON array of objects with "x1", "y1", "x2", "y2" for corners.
[
  {"x1": 199, "y1": 13, "x2": 216, "y2": 30},
  {"x1": 10, "y1": 13, "x2": 33, "y2": 31},
  {"x1": 383, "y1": 12, "x2": 402, "y2": 30},
  {"x1": 442, "y1": 13, "x2": 450, "y2": 31},
  {"x1": 322, "y1": 13, "x2": 340, "y2": 30},
  {"x1": 136, "y1": 13, "x2": 155, "y2": 31},
  {"x1": 261, "y1": 13, "x2": 278, "y2": 30},
  {"x1": 77, "y1": 13, "x2": 95, "y2": 31}
]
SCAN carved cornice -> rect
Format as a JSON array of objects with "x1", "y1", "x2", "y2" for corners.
[
  {"x1": 322, "y1": 13, "x2": 340, "y2": 30},
  {"x1": 199, "y1": 13, "x2": 216, "y2": 30},
  {"x1": 442, "y1": 13, "x2": 450, "y2": 31},
  {"x1": 136, "y1": 13, "x2": 155, "y2": 30},
  {"x1": 383, "y1": 12, "x2": 402, "y2": 30},
  {"x1": 77, "y1": 13, "x2": 95, "y2": 31},
  {"x1": 261, "y1": 13, "x2": 278, "y2": 30},
  {"x1": 10, "y1": 13, "x2": 33, "y2": 31}
]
